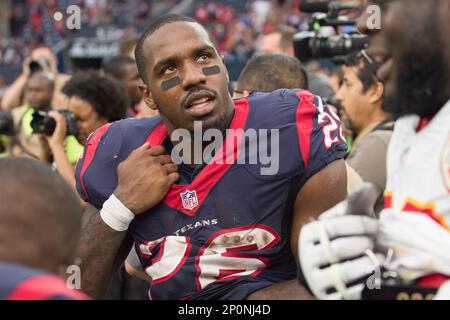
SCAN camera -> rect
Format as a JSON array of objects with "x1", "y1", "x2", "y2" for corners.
[
  {"x1": 293, "y1": 1, "x2": 368, "y2": 62},
  {"x1": 31, "y1": 110, "x2": 78, "y2": 136},
  {"x1": 0, "y1": 110, "x2": 14, "y2": 136},
  {"x1": 29, "y1": 58, "x2": 50, "y2": 74},
  {"x1": 294, "y1": 31, "x2": 368, "y2": 62}
]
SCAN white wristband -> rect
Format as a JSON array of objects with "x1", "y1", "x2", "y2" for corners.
[{"x1": 100, "y1": 194, "x2": 135, "y2": 231}]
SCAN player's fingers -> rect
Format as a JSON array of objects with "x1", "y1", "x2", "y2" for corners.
[
  {"x1": 167, "y1": 172, "x2": 180, "y2": 184},
  {"x1": 163, "y1": 163, "x2": 178, "y2": 174},
  {"x1": 309, "y1": 236, "x2": 374, "y2": 267},
  {"x1": 130, "y1": 142, "x2": 150, "y2": 157},
  {"x1": 324, "y1": 254, "x2": 384, "y2": 285},
  {"x1": 156, "y1": 155, "x2": 174, "y2": 165},
  {"x1": 148, "y1": 145, "x2": 167, "y2": 156},
  {"x1": 324, "y1": 216, "x2": 379, "y2": 239},
  {"x1": 327, "y1": 283, "x2": 365, "y2": 300},
  {"x1": 300, "y1": 215, "x2": 379, "y2": 244}
]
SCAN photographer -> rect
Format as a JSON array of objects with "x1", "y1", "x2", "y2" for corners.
[
  {"x1": 1, "y1": 45, "x2": 70, "y2": 110},
  {"x1": 335, "y1": 51, "x2": 394, "y2": 214},
  {"x1": 46, "y1": 71, "x2": 129, "y2": 190},
  {"x1": 8, "y1": 71, "x2": 55, "y2": 161}
]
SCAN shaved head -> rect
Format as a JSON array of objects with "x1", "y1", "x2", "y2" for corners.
[{"x1": 0, "y1": 158, "x2": 82, "y2": 274}]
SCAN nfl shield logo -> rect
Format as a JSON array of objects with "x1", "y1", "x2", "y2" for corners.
[{"x1": 180, "y1": 189, "x2": 198, "y2": 210}]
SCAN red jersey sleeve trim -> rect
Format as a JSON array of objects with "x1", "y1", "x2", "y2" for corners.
[
  {"x1": 295, "y1": 90, "x2": 317, "y2": 169},
  {"x1": 79, "y1": 123, "x2": 112, "y2": 200}
]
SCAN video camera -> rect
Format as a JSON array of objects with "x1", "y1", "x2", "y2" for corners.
[
  {"x1": 293, "y1": 1, "x2": 368, "y2": 62},
  {"x1": 31, "y1": 110, "x2": 78, "y2": 136}
]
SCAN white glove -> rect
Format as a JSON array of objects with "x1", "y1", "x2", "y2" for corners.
[
  {"x1": 298, "y1": 183, "x2": 385, "y2": 300},
  {"x1": 434, "y1": 281, "x2": 450, "y2": 300}
]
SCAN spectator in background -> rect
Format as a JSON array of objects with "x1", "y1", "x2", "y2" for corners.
[
  {"x1": 258, "y1": 26, "x2": 335, "y2": 101},
  {"x1": 335, "y1": 51, "x2": 395, "y2": 214},
  {"x1": 103, "y1": 55, "x2": 157, "y2": 118},
  {"x1": 46, "y1": 71, "x2": 129, "y2": 191},
  {"x1": 233, "y1": 53, "x2": 308, "y2": 98},
  {"x1": 1, "y1": 45, "x2": 70, "y2": 110},
  {"x1": 120, "y1": 35, "x2": 139, "y2": 60},
  {"x1": 233, "y1": 52, "x2": 363, "y2": 194},
  {"x1": 8, "y1": 71, "x2": 54, "y2": 161},
  {"x1": 0, "y1": 157, "x2": 88, "y2": 300}
]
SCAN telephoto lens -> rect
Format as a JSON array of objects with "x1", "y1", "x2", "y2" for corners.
[{"x1": 30, "y1": 110, "x2": 78, "y2": 136}]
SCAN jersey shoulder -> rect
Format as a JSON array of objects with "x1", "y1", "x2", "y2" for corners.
[
  {"x1": 75, "y1": 116, "x2": 163, "y2": 208},
  {"x1": 243, "y1": 89, "x2": 347, "y2": 179}
]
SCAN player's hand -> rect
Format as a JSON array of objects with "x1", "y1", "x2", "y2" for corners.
[
  {"x1": 114, "y1": 143, "x2": 179, "y2": 215},
  {"x1": 298, "y1": 183, "x2": 385, "y2": 300},
  {"x1": 22, "y1": 57, "x2": 32, "y2": 78}
]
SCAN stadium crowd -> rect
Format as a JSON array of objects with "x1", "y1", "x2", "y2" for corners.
[{"x1": 0, "y1": 0, "x2": 449, "y2": 301}]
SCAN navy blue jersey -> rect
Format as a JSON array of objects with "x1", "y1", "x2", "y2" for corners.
[
  {"x1": 0, "y1": 263, "x2": 89, "y2": 300},
  {"x1": 76, "y1": 89, "x2": 347, "y2": 300}
]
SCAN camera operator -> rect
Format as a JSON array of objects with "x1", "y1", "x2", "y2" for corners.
[
  {"x1": 8, "y1": 71, "x2": 55, "y2": 161},
  {"x1": 335, "y1": 51, "x2": 394, "y2": 214},
  {"x1": 1, "y1": 45, "x2": 71, "y2": 110},
  {"x1": 46, "y1": 71, "x2": 129, "y2": 190}
]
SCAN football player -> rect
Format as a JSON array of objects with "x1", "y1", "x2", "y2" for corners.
[
  {"x1": 298, "y1": 0, "x2": 450, "y2": 300},
  {"x1": 75, "y1": 14, "x2": 348, "y2": 300}
]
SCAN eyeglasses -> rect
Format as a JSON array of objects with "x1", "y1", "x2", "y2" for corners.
[{"x1": 358, "y1": 50, "x2": 382, "y2": 82}]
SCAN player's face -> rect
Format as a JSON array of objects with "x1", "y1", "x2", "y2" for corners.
[
  {"x1": 141, "y1": 21, "x2": 234, "y2": 133},
  {"x1": 335, "y1": 66, "x2": 373, "y2": 134},
  {"x1": 358, "y1": 0, "x2": 450, "y2": 118},
  {"x1": 68, "y1": 96, "x2": 108, "y2": 144}
]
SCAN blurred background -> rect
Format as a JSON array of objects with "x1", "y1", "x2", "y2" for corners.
[{"x1": 0, "y1": 0, "x2": 365, "y2": 96}]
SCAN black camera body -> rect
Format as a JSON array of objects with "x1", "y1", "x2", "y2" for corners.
[
  {"x1": 29, "y1": 58, "x2": 50, "y2": 74},
  {"x1": 294, "y1": 31, "x2": 368, "y2": 62},
  {"x1": 0, "y1": 110, "x2": 15, "y2": 136},
  {"x1": 294, "y1": 1, "x2": 368, "y2": 62},
  {"x1": 31, "y1": 110, "x2": 78, "y2": 136}
]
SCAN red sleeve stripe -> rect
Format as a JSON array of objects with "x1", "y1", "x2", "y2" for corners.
[
  {"x1": 295, "y1": 90, "x2": 317, "y2": 169},
  {"x1": 79, "y1": 123, "x2": 112, "y2": 200},
  {"x1": 7, "y1": 275, "x2": 89, "y2": 300}
]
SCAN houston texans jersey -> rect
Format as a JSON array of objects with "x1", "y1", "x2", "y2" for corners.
[
  {"x1": 0, "y1": 263, "x2": 89, "y2": 300},
  {"x1": 75, "y1": 89, "x2": 347, "y2": 300}
]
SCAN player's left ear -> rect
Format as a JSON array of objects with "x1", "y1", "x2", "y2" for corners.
[
  {"x1": 368, "y1": 81, "x2": 384, "y2": 104},
  {"x1": 139, "y1": 83, "x2": 158, "y2": 111}
]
